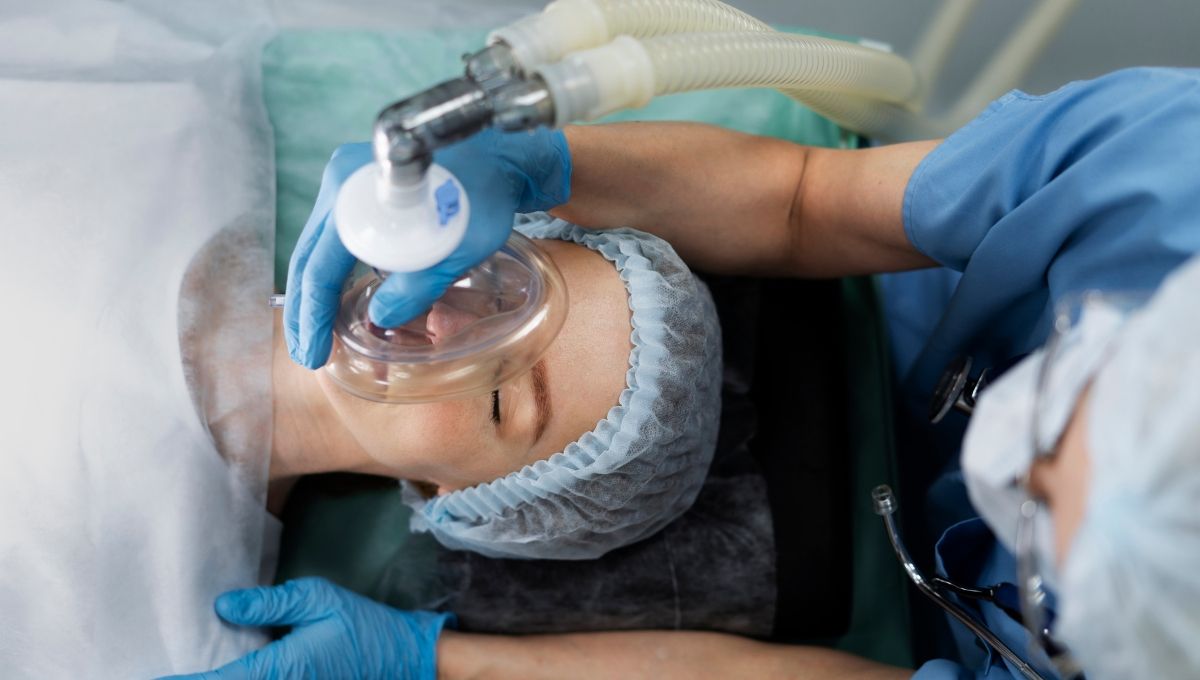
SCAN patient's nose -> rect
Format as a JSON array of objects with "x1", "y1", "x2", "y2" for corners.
[{"x1": 426, "y1": 302, "x2": 482, "y2": 344}]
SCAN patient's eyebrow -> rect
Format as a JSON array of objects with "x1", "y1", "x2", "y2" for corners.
[{"x1": 532, "y1": 359, "x2": 552, "y2": 444}]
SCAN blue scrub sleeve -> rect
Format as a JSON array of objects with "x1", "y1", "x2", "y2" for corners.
[
  {"x1": 905, "y1": 67, "x2": 1200, "y2": 297},
  {"x1": 891, "y1": 69, "x2": 1200, "y2": 680}
]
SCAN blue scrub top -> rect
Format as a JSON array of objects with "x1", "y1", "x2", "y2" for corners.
[{"x1": 879, "y1": 67, "x2": 1200, "y2": 679}]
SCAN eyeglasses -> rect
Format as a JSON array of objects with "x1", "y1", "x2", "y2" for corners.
[
  {"x1": 1017, "y1": 291, "x2": 1149, "y2": 679},
  {"x1": 891, "y1": 291, "x2": 1151, "y2": 680}
]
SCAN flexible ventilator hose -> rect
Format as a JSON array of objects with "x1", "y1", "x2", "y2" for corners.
[
  {"x1": 492, "y1": 0, "x2": 931, "y2": 140},
  {"x1": 491, "y1": 0, "x2": 772, "y2": 66},
  {"x1": 535, "y1": 31, "x2": 930, "y2": 139},
  {"x1": 641, "y1": 32, "x2": 927, "y2": 137},
  {"x1": 643, "y1": 32, "x2": 915, "y2": 102},
  {"x1": 593, "y1": 0, "x2": 771, "y2": 35}
]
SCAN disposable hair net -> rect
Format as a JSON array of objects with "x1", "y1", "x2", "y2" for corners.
[
  {"x1": 1054, "y1": 254, "x2": 1200, "y2": 680},
  {"x1": 402, "y1": 215, "x2": 723, "y2": 560}
]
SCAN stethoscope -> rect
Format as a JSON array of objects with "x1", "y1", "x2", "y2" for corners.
[
  {"x1": 871, "y1": 355, "x2": 1052, "y2": 680},
  {"x1": 928, "y1": 355, "x2": 991, "y2": 423},
  {"x1": 872, "y1": 485, "x2": 1049, "y2": 680}
]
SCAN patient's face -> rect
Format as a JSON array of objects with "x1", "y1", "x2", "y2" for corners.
[{"x1": 316, "y1": 239, "x2": 632, "y2": 491}]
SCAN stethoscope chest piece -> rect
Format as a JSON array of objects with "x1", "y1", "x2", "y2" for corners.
[{"x1": 929, "y1": 355, "x2": 991, "y2": 424}]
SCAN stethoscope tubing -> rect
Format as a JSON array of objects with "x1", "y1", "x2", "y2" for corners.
[{"x1": 872, "y1": 485, "x2": 1047, "y2": 680}]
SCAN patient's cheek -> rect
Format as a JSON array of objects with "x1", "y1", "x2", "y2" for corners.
[
  {"x1": 314, "y1": 370, "x2": 487, "y2": 473},
  {"x1": 403, "y1": 402, "x2": 479, "y2": 442}
]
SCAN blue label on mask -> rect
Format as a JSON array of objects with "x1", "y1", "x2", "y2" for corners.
[{"x1": 435, "y1": 179, "x2": 461, "y2": 227}]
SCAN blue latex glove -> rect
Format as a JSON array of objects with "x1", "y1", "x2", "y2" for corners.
[
  {"x1": 160, "y1": 577, "x2": 455, "y2": 680},
  {"x1": 284, "y1": 127, "x2": 572, "y2": 369}
]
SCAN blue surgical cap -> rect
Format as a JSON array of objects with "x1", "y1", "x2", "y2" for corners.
[
  {"x1": 402, "y1": 215, "x2": 723, "y2": 560},
  {"x1": 1055, "y1": 255, "x2": 1200, "y2": 679}
]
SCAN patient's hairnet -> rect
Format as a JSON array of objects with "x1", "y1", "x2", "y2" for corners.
[
  {"x1": 1054, "y1": 254, "x2": 1200, "y2": 680},
  {"x1": 403, "y1": 215, "x2": 723, "y2": 560}
]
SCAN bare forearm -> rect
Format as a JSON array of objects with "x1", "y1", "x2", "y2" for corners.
[
  {"x1": 553, "y1": 122, "x2": 804, "y2": 274},
  {"x1": 552, "y1": 122, "x2": 938, "y2": 277},
  {"x1": 437, "y1": 630, "x2": 910, "y2": 680}
]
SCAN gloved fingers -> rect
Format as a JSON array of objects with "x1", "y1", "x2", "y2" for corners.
[
  {"x1": 438, "y1": 220, "x2": 512, "y2": 275},
  {"x1": 367, "y1": 207, "x2": 518, "y2": 327},
  {"x1": 437, "y1": 128, "x2": 571, "y2": 214},
  {"x1": 505, "y1": 128, "x2": 572, "y2": 213},
  {"x1": 215, "y1": 578, "x2": 339, "y2": 628},
  {"x1": 368, "y1": 267, "x2": 462, "y2": 328},
  {"x1": 294, "y1": 213, "x2": 356, "y2": 368},
  {"x1": 283, "y1": 142, "x2": 372, "y2": 368},
  {"x1": 283, "y1": 215, "x2": 329, "y2": 365},
  {"x1": 324, "y1": 142, "x2": 373, "y2": 185}
]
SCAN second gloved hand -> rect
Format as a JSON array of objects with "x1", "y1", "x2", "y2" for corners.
[
  {"x1": 284, "y1": 127, "x2": 572, "y2": 369},
  {"x1": 159, "y1": 577, "x2": 454, "y2": 680}
]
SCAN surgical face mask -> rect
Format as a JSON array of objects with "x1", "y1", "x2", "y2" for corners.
[
  {"x1": 1054, "y1": 263, "x2": 1200, "y2": 680},
  {"x1": 964, "y1": 255, "x2": 1200, "y2": 680},
  {"x1": 962, "y1": 295, "x2": 1129, "y2": 580},
  {"x1": 963, "y1": 293, "x2": 1142, "y2": 679}
]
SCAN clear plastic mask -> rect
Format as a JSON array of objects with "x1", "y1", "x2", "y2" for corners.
[{"x1": 325, "y1": 232, "x2": 568, "y2": 403}]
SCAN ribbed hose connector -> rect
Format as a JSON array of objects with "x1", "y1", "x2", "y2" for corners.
[
  {"x1": 593, "y1": 0, "x2": 770, "y2": 36},
  {"x1": 641, "y1": 32, "x2": 919, "y2": 104},
  {"x1": 536, "y1": 31, "x2": 925, "y2": 138},
  {"x1": 491, "y1": 0, "x2": 773, "y2": 70}
]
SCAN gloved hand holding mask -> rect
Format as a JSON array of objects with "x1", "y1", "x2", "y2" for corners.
[
  {"x1": 284, "y1": 128, "x2": 571, "y2": 369},
  {"x1": 160, "y1": 578, "x2": 454, "y2": 680}
]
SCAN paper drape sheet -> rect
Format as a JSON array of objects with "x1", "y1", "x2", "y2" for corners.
[{"x1": 0, "y1": 2, "x2": 277, "y2": 677}]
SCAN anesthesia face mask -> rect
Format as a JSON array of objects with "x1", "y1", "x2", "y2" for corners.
[
  {"x1": 315, "y1": 157, "x2": 567, "y2": 404},
  {"x1": 325, "y1": 231, "x2": 567, "y2": 403}
]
